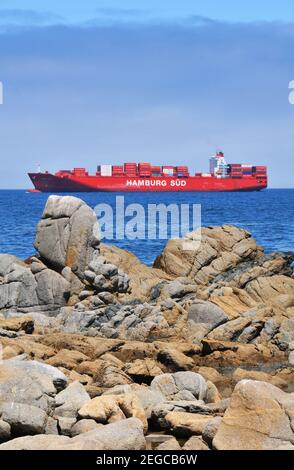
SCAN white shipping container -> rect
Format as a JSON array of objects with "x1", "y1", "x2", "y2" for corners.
[
  {"x1": 163, "y1": 168, "x2": 174, "y2": 175},
  {"x1": 101, "y1": 164, "x2": 112, "y2": 176}
]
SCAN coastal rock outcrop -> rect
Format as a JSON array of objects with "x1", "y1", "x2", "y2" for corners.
[
  {"x1": 0, "y1": 195, "x2": 293, "y2": 450},
  {"x1": 34, "y1": 195, "x2": 100, "y2": 278},
  {"x1": 213, "y1": 380, "x2": 294, "y2": 450},
  {"x1": 0, "y1": 255, "x2": 70, "y2": 314},
  {"x1": 0, "y1": 418, "x2": 146, "y2": 450}
]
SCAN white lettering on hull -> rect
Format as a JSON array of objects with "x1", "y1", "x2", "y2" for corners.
[{"x1": 126, "y1": 179, "x2": 187, "y2": 188}]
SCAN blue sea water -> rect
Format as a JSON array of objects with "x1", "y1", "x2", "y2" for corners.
[{"x1": 0, "y1": 189, "x2": 293, "y2": 266}]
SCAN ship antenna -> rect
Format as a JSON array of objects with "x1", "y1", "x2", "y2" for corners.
[{"x1": 37, "y1": 162, "x2": 41, "y2": 173}]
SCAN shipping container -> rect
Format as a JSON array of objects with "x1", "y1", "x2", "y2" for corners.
[{"x1": 100, "y1": 164, "x2": 112, "y2": 176}]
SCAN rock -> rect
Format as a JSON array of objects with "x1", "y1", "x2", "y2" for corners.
[
  {"x1": 151, "y1": 372, "x2": 207, "y2": 401},
  {"x1": 182, "y1": 436, "x2": 209, "y2": 450},
  {"x1": 232, "y1": 368, "x2": 288, "y2": 390},
  {"x1": 70, "y1": 419, "x2": 102, "y2": 437},
  {"x1": 0, "y1": 418, "x2": 145, "y2": 450},
  {"x1": 157, "y1": 348, "x2": 194, "y2": 372},
  {"x1": 0, "y1": 255, "x2": 70, "y2": 314},
  {"x1": 79, "y1": 395, "x2": 126, "y2": 424},
  {"x1": 188, "y1": 300, "x2": 228, "y2": 330},
  {"x1": 289, "y1": 351, "x2": 294, "y2": 365},
  {"x1": 54, "y1": 381, "x2": 91, "y2": 418},
  {"x1": 133, "y1": 388, "x2": 165, "y2": 419},
  {"x1": 205, "y1": 381, "x2": 222, "y2": 403},
  {"x1": 0, "y1": 360, "x2": 67, "y2": 413},
  {"x1": 78, "y1": 393, "x2": 148, "y2": 433},
  {"x1": 44, "y1": 417, "x2": 59, "y2": 435},
  {"x1": 275, "y1": 319, "x2": 294, "y2": 351},
  {"x1": 102, "y1": 385, "x2": 165, "y2": 419},
  {"x1": 57, "y1": 417, "x2": 76, "y2": 436},
  {"x1": 201, "y1": 339, "x2": 273, "y2": 366},
  {"x1": 202, "y1": 416, "x2": 222, "y2": 445},
  {"x1": 92, "y1": 361, "x2": 133, "y2": 389},
  {"x1": 1, "y1": 345, "x2": 23, "y2": 360},
  {"x1": 100, "y1": 243, "x2": 171, "y2": 301},
  {"x1": 213, "y1": 380, "x2": 294, "y2": 450},
  {"x1": 162, "y1": 279, "x2": 196, "y2": 299},
  {"x1": 35, "y1": 195, "x2": 99, "y2": 278},
  {"x1": 0, "y1": 420, "x2": 11, "y2": 442},
  {"x1": 164, "y1": 412, "x2": 217, "y2": 437},
  {"x1": 207, "y1": 317, "x2": 252, "y2": 342},
  {"x1": 5, "y1": 337, "x2": 55, "y2": 361},
  {"x1": 0, "y1": 316, "x2": 34, "y2": 334},
  {"x1": 156, "y1": 437, "x2": 181, "y2": 450},
  {"x1": 124, "y1": 359, "x2": 163, "y2": 382},
  {"x1": 196, "y1": 367, "x2": 231, "y2": 396},
  {"x1": 47, "y1": 349, "x2": 89, "y2": 370},
  {"x1": 0, "y1": 329, "x2": 18, "y2": 338},
  {"x1": 154, "y1": 225, "x2": 262, "y2": 284},
  {"x1": 0, "y1": 402, "x2": 47, "y2": 436},
  {"x1": 6, "y1": 359, "x2": 68, "y2": 392},
  {"x1": 151, "y1": 400, "x2": 213, "y2": 430},
  {"x1": 0, "y1": 434, "x2": 71, "y2": 450}
]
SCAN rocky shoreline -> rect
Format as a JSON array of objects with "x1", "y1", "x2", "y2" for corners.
[{"x1": 0, "y1": 195, "x2": 293, "y2": 450}]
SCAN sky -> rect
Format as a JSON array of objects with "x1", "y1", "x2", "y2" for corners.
[{"x1": 0, "y1": 1, "x2": 294, "y2": 188}]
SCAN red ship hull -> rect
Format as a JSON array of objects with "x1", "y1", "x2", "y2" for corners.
[{"x1": 28, "y1": 173, "x2": 267, "y2": 192}]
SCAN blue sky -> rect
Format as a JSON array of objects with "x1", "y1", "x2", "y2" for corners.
[
  {"x1": 0, "y1": 1, "x2": 294, "y2": 23},
  {"x1": 0, "y1": 2, "x2": 294, "y2": 187}
]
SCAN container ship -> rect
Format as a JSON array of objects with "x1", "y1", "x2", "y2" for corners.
[{"x1": 28, "y1": 152, "x2": 267, "y2": 192}]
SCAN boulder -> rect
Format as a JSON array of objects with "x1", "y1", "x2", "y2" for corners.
[
  {"x1": 54, "y1": 381, "x2": 91, "y2": 418},
  {"x1": 47, "y1": 349, "x2": 89, "y2": 370},
  {"x1": 164, "y1": 412, "x2": 218, "y2": 437},
  {"x1": 0, "y1": 420, "x2": 11, "y2": 442},
  {"x1": 151, "y1": 400, "x2": 212, "y2": 429},
  {"x1": 57, "y1": 417, "x2": 76, "y2": 436},
  {"x1": 44, "y1": 417, "x2": 59, "y2": 435},
  {"x1": 70, "y1": 419, "x2": 102, "y2": 437},
  {"x1": 124, "y1": 359, "x2": 163, "y2": 382},
  {"x1": 154, "y1": 225, "x2": 261, "y2": 283},
  {"x1": 0, "y1": 402, "x2": 48, "y2": 436},
  {"x1": 205, "y1": 381, "x2": 222, "y2": 403},
  {"x1": 6, "y1": 359, "x2": 68, "y2": 391},
  {"x1": 156, "y1": 437, "x2": 181, "y2": 450},
  {"x1": 232, "y1": 368, "x2": 288, "y2": 390},
  {"x1": 207, "y1": 315, "x2": 253, "y2": 341},
  {"x1": 188, "y1": 300, "x2": 228, "y2": 330},
  {"x1": 0, "y1": 434, "x2": 70, "y2": 450},
  {"x1": 0, "y1": 418, "x2": 146, "y2": 450},
  {"x1": 157, "y1": 348, "x2": 194, "y2": 372},
  {"x1": 100, "y1": 243, "x2": 171, "y2": 301},
  {"x1": 35, "y1": 195, "x2": 99, "y2": 278},
  {"x1": 213, "y1": 380, "x2": 294, "y2": 450},
  {"x1": 202, "y1": 416, "x2": 222, "y2": 445},
  {"x1": 0, "y1": 361, "x2": 56, "y2": 412},
  {"x1": 182, "y1": 436, "x2": 209, "y2": 450},
  {"x1": 133, "y1": 388, "x2": 165, "y2": 419},
  {"x1": 78, "y1": 393, "x2": 148, "y2": 433},
  {"x1": 0, "y1": 316, "x2": 34, "y2": 334},
  {"x1": 0, "y1": 255, "x2": 70, "y2": 314},
  {"x1": 151, "y1": 372, "x2": 207, "y2": 401}
]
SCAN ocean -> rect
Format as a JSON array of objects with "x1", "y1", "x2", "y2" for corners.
[{"x1": 0, "y1": 189, "x2": 293, "y2": 266}]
